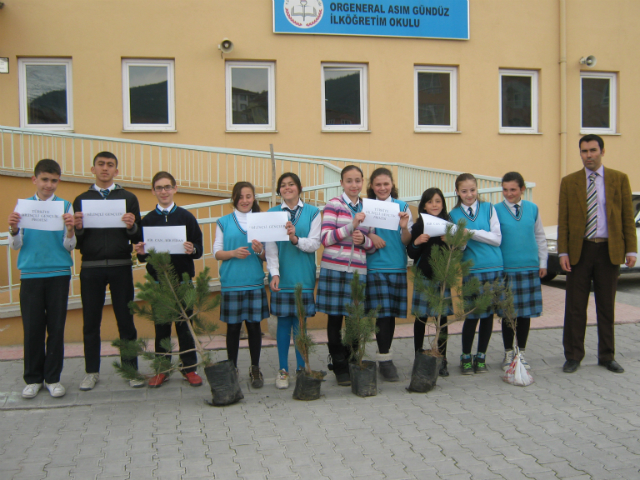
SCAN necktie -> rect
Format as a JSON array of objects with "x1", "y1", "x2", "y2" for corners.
[
  {"x1": 100, "y1": 189, "x2": 110, "y2": 198},
  {"x1": 162, "y1": 209, "x2": 169, "y2": 222},
  {"x1": 467, "y1": 207, "x2": 473, "y2": 216},
  {"x1": 284, "y1": 207, "x2": 298, "y2": 222},
  {"x1": 585, "y1": 172, "x2": 598, "y2": 238},
  {"x1": 514, "y1": 204, "x2": 520, "y2": 217}
]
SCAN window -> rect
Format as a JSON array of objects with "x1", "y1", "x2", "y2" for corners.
[
  {"x1": 18, "y1": 58, "x2": 73, "y2": 130},
  {"x1": 122, "y1": 59, "x2": 175, "y2": 131},
  {"x1": 414, "y1": 66, "x2": 457, "y2": 132},
  {"x1": 322, "y1": 63, "x2": 368, "y2": 131},
  {"x1": 499, "y1": 69, "x2": 539, "y2": 134},
  {"x1": 226, "y1": 61, "x2": 275, "y2": 131},
  {"x1": 581, "y1": 72, "x2": 616, "y2": 134}
]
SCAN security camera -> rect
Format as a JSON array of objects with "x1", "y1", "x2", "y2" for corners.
[
  {"x1": 218, "y1": 38, "x2": 234, "y2": 54},
  {"x1": 580, "y1": 56, "x2": 597, "y2": 68}
]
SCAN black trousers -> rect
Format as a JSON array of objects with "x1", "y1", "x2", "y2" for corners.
[
  {"x1": 155, "y1": 317, "x2": 198, "y2": 373},
  {"x1": 80, "y1": 266, "x2": 138, "y2": 373},
  {"x1": 563, "y1": 241, "x2": 619, "y2": 362},
  {"x1": 20, "y1": 275, "x2": 70, "y2": 384}
]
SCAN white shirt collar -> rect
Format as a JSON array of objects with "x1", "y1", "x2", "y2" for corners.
[
  {"x1": 234, "y1": 209, "x2": 250, "y2": 219},
  {"x1": 377, "y1": 196, "x2": 393, "y2": 203},
  {"x1": 503, "y1": 199, "x2": 522, "y2": 208},
  {"x1": 35, "y1": 193, "x2": 55, "y2": 202},
  {"x1": 585, "y1": 165, "x2": 604, "y2": 178},
  {"x1": 93, "y1": 183, "x2": 115, "y2": 192},
  {"x1": 342, "y1": 192, "x2": 360, "y2": 207},
  {"x1": 158, "y1": 202, "x2": 175, "y2": 212},
  {"x1": 280, "y1": 199, "x2": 304, "y2": 210},
  {"x1": 464, "y1": 200, "x2": 478, "y2": 214}
]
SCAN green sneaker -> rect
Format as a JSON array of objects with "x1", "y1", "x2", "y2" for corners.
[
  {"x1": 460, "y1": 354, "x2": 474, "y2": 375},
  {"x1": 474, "y1": 353, "x2": 488, "y2": 373}
]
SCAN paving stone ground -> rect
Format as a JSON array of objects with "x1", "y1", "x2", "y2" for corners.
[{"x1": 2, "y1": 320, "x2": 640, "y2": 480}]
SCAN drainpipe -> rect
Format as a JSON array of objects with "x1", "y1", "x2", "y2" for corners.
[{"x1": 559, "y1": 0, "x2": 568, "y2": 178}]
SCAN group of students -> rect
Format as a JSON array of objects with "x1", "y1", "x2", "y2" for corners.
[{"x1": 10, "y1": 152, "x2": 547, "y2": 399}]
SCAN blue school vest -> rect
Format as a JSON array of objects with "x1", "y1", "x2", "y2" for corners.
[
  {"x1": 367, "y1": 198, "x2": 409, "y2": 274},
  {"x1": 495, "y1": 200, "x2": 540, "y2": 272}
]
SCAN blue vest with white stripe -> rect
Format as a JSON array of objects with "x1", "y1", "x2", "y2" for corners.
[
  {"x1": 217, "y1": 213, "x2": 265, "y2": 292},
  {"x1": 18, "y1": 195, "x2": 73, "y2": 279},
  {"x1": 268, "y1": 203, "x2": 319, "y2": 293},
  {"x1": 495, "y1": 200, "x2": 540, "y2": 272},
  {"x1": 367, "y1": 198, "x2": 409, "y2": 274},
  {"x1": 449, "y1": 202, "x2": 503, "y2": 274}
]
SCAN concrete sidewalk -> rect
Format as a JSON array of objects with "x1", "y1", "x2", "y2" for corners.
[{"x1": 1, "y1": 284, "x2": 640, "y2": 479}]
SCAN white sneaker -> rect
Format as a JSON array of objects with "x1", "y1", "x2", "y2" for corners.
[
  {"x1": 502, "y1": 350, "x2": 515, "y2": 371},
  {"x1": 275, "y1": 369, "x2": 289, "y2": 389},
  {"x1": 44, "y1": 382, "x2": 66, "y2": 398},
  {"x1": 129, "y1": 378, "x2": 145, "y2": 388},
  {"x1": 22, "y1": 383, "x2": 42, "y2": 399},
  {"x1": 519, "y1": 350, "x2": 531, "y2": 370},
  {"x1": 79, "y1": 373, "x2": 99, "y2": 391}
]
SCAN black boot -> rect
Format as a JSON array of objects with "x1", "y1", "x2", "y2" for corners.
[
  {"x1": 377, "y1": 352, "x2": 399, "y2": 382},
  {"x1": 439, "y1": 357, "x2": 449, "y2": 377},
  {"x1": 327, "y1": 345, "x2": 350, "y2": 386}
]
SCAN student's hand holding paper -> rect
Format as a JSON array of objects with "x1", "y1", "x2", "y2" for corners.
[{"x1": 122, "y1": 212, "x2": 136, "y2": 229}]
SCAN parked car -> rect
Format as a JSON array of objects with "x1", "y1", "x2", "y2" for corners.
[{"x1": 542, "y1": 193, "x2": 640, "y2": 281}]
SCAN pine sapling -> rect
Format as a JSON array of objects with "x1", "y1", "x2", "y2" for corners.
[{"x1": 342, "y1": 271, "x2": 379, "y2": 368}]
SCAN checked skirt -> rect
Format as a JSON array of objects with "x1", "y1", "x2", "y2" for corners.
[{"x1": 220, "y1": 288, "x2": 269, "y2": 324}]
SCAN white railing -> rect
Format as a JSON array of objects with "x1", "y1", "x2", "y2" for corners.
[{"x1": 0, "y1": 126, "x2": 535, "y2": 312}]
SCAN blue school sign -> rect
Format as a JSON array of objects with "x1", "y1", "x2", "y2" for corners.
[{"x1": 273, "y1": 0, "x2": 469, "y2": 40}]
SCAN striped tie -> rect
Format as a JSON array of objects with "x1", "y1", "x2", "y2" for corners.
[{"x1": 585, "y1": 172, "x2": 598, "y2": 239}]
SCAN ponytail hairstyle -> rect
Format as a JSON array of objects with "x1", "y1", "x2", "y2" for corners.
[
  {"x1": 501, "y1": 171, "x2": 525, "y2": 189},
  {"x1": 454, "y1": 173, "x2": 478, "y2": 208},
  {"x1": 366, "y1": 167, "x2": 399, "y2": 200},
  {"x1": 231, "y1": 181, "x2": 261, "y2": 212},
  {"x1": 417, "y1": 188, "x2": 449, "y2": 221}
]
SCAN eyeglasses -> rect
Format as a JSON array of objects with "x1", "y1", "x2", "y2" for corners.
[{"x1": 154, "y1": 185, "x2": 175, "y2": 192}]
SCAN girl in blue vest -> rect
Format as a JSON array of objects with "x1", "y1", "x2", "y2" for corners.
[
  {"x1": 449, "y1": 173, "x2": 503, "y2": 375},
  {"x1": 214, "y1": 182, "x2": 269, "y2": 389},
  {"x1": 495, "y1": 172, "x2": 547, "y2": 370},
  {"x1": 365, "y1": 168, "x2": 412, "y2": 381},
  {"x1": 407, "y1": 188, "x2": 452, "y2": 377},
  {"x1": 265, "y1": 173, "x2": 321, "y2": 389}
]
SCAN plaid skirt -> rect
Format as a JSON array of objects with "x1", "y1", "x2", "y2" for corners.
[
  {"x1": 220, "y1": 288, "x2": 269, "y2": 324},
  {"x1": 270, "y1": 290, "x2": 316, "y2": 318},
  {"x1": 411, "y1": 282, "x2": 453, "y2": 319},
  {"x1": 316, "y1": 268, "x2": 366, "y2": 317},
  {"x1": 365, "y1": 271, "x2": 408, "y2": 318},
  {"x1": 503, "y1": 270, "x2": 543, "y2": 318},
  {"x1": 463, "y1": 270, "x2": 503, "y2": 320}
]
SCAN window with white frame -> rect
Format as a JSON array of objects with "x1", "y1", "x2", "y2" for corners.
[
  {"x1": 18, "y1": 58, "x2": 73, "y2": 130},
  {"x1": 122, "y1": 59, "x2": 175, "y2": 131},
  {"x1": 499, "y1": 69, "x2": 538, "y2": 134},
  {"x1": 225, "y1": 61, "x2": 276, "y2": 131},
  {"x1": 322, "y1": 63, "x2": 368, "y2": 131},
  {"x1": 414, "y1": 66, "x2": 457, "y2": 132},
  {"x1": 581, "y1": 72, "x2": 616, "y2": 135}
]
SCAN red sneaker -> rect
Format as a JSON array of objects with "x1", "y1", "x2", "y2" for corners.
[
  {"x1": 148, "y1": 373, "x2": 168, "y2": 388},
  {"x1": 183, "y1": 371, "x2": 203, "y2": 387}
]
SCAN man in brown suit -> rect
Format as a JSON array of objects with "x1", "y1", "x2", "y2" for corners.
[{"x1": 558, "y1": 134, "x2": 637, "y2": 374}]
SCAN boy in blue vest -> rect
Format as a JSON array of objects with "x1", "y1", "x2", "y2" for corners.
[
  {"x1": 133, "y1": 171, "x2": 204, "y2": 388},
  {"x1": 8, "y1": 159, "x2": 75, "y2": 399}
]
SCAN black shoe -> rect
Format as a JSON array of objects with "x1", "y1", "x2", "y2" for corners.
[
  {"x1": 249, "y1": 365, "x2": 264, "y2": 388},
  {"x1": 379, "y1": 360, "x2": 399, "y2": 382},
  {"x1": 562, "y1": 360, "x2": 580, "y2": 373},
  {"x1": 439, "y1": 358, "x2": 449, "y2": 377},
  {"x1": 598, "y1": 359, "x2": 624, "y2": 373},
  {"x1": 327, "y1": 353, "x2": 351, "y2": 386}
]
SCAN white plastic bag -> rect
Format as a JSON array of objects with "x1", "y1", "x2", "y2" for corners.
[{"x1": 502, "y1": 348, "x2": 534, "y2": 387}]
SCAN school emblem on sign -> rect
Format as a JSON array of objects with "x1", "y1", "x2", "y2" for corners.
[{"x1": 284, "y1": 0, "x2": 323, "y2": 28}]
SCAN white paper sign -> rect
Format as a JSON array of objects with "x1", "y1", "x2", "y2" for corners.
[
  {"x1": 82, "y1": 199, "x2": 127, "y2": 229},
  {"x1": 143, "y1": 226, "x2": 187, "y2": 254},
  {"x1": 421, "y1": 213, "x2": 457, "y2": 237},
  {"x1": 360, "y1": 198, "x2": 400, "y2": 231},
  {"x1": 247, "y1": 212, "x2": 289, "y2": 242},
  {"x1": 15, "y1": 199, "x2": 64, "y2": 231}
]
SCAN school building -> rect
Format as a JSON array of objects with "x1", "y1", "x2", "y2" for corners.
[{"x1": 0, "y1": 0, "x2": 638, "y2": 345}]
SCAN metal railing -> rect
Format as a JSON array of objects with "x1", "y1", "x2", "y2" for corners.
[{"x1": 0, "y1": 126, "x2": 535, "y2": 311}]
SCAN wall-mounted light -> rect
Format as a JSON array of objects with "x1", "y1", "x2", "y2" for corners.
[{"x1": 580, "y1": 56, "x2": 597, "y2": 68}]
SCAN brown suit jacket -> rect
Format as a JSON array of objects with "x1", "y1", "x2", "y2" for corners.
[{"x1": 558, "y1": 166, "x2": 637, "y2": 265}]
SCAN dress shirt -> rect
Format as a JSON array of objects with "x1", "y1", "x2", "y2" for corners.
[{"x1": 464, "y1": 200, "x2": 502, "y2": 247}]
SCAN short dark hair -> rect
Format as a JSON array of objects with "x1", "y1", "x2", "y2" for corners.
[
  {"x1": 417, "y1": 187, "x2": 449, "y2": 221},
  {"x1": 34, "y1": 159, "x2": 61, "y2": 177},
  {"x1": 276, "y1": 172, "x2": 302, "y2": 196},
  {"x1": 366, "y1": 167, "x2": 399, "y2": 199},
  {"x1": 502, "y1": 171, "x2": 525, "y2": 189},
  {"x1": 231, "y1": 181, "x2": 261, "y2": 212},
  {"x1": 454, "y1": 173, "x2": 478, "y2": 208},
  {"x1": 579, "y1": 134, "x2": 604, "y2": 151},
  {"x1": 93, "y1": 151, "x2": 118, "y2": 167},
  {"x1": 340, "y1": 165, "x2": 363, "y2": 180},
  {"x1": 152, "y1": 171, "x2": 176, "y2": 188}
]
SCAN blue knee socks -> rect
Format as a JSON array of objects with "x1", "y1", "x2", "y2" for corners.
[{"x1": 276, "y1": 315, "x2": 305, "y2": 372}]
